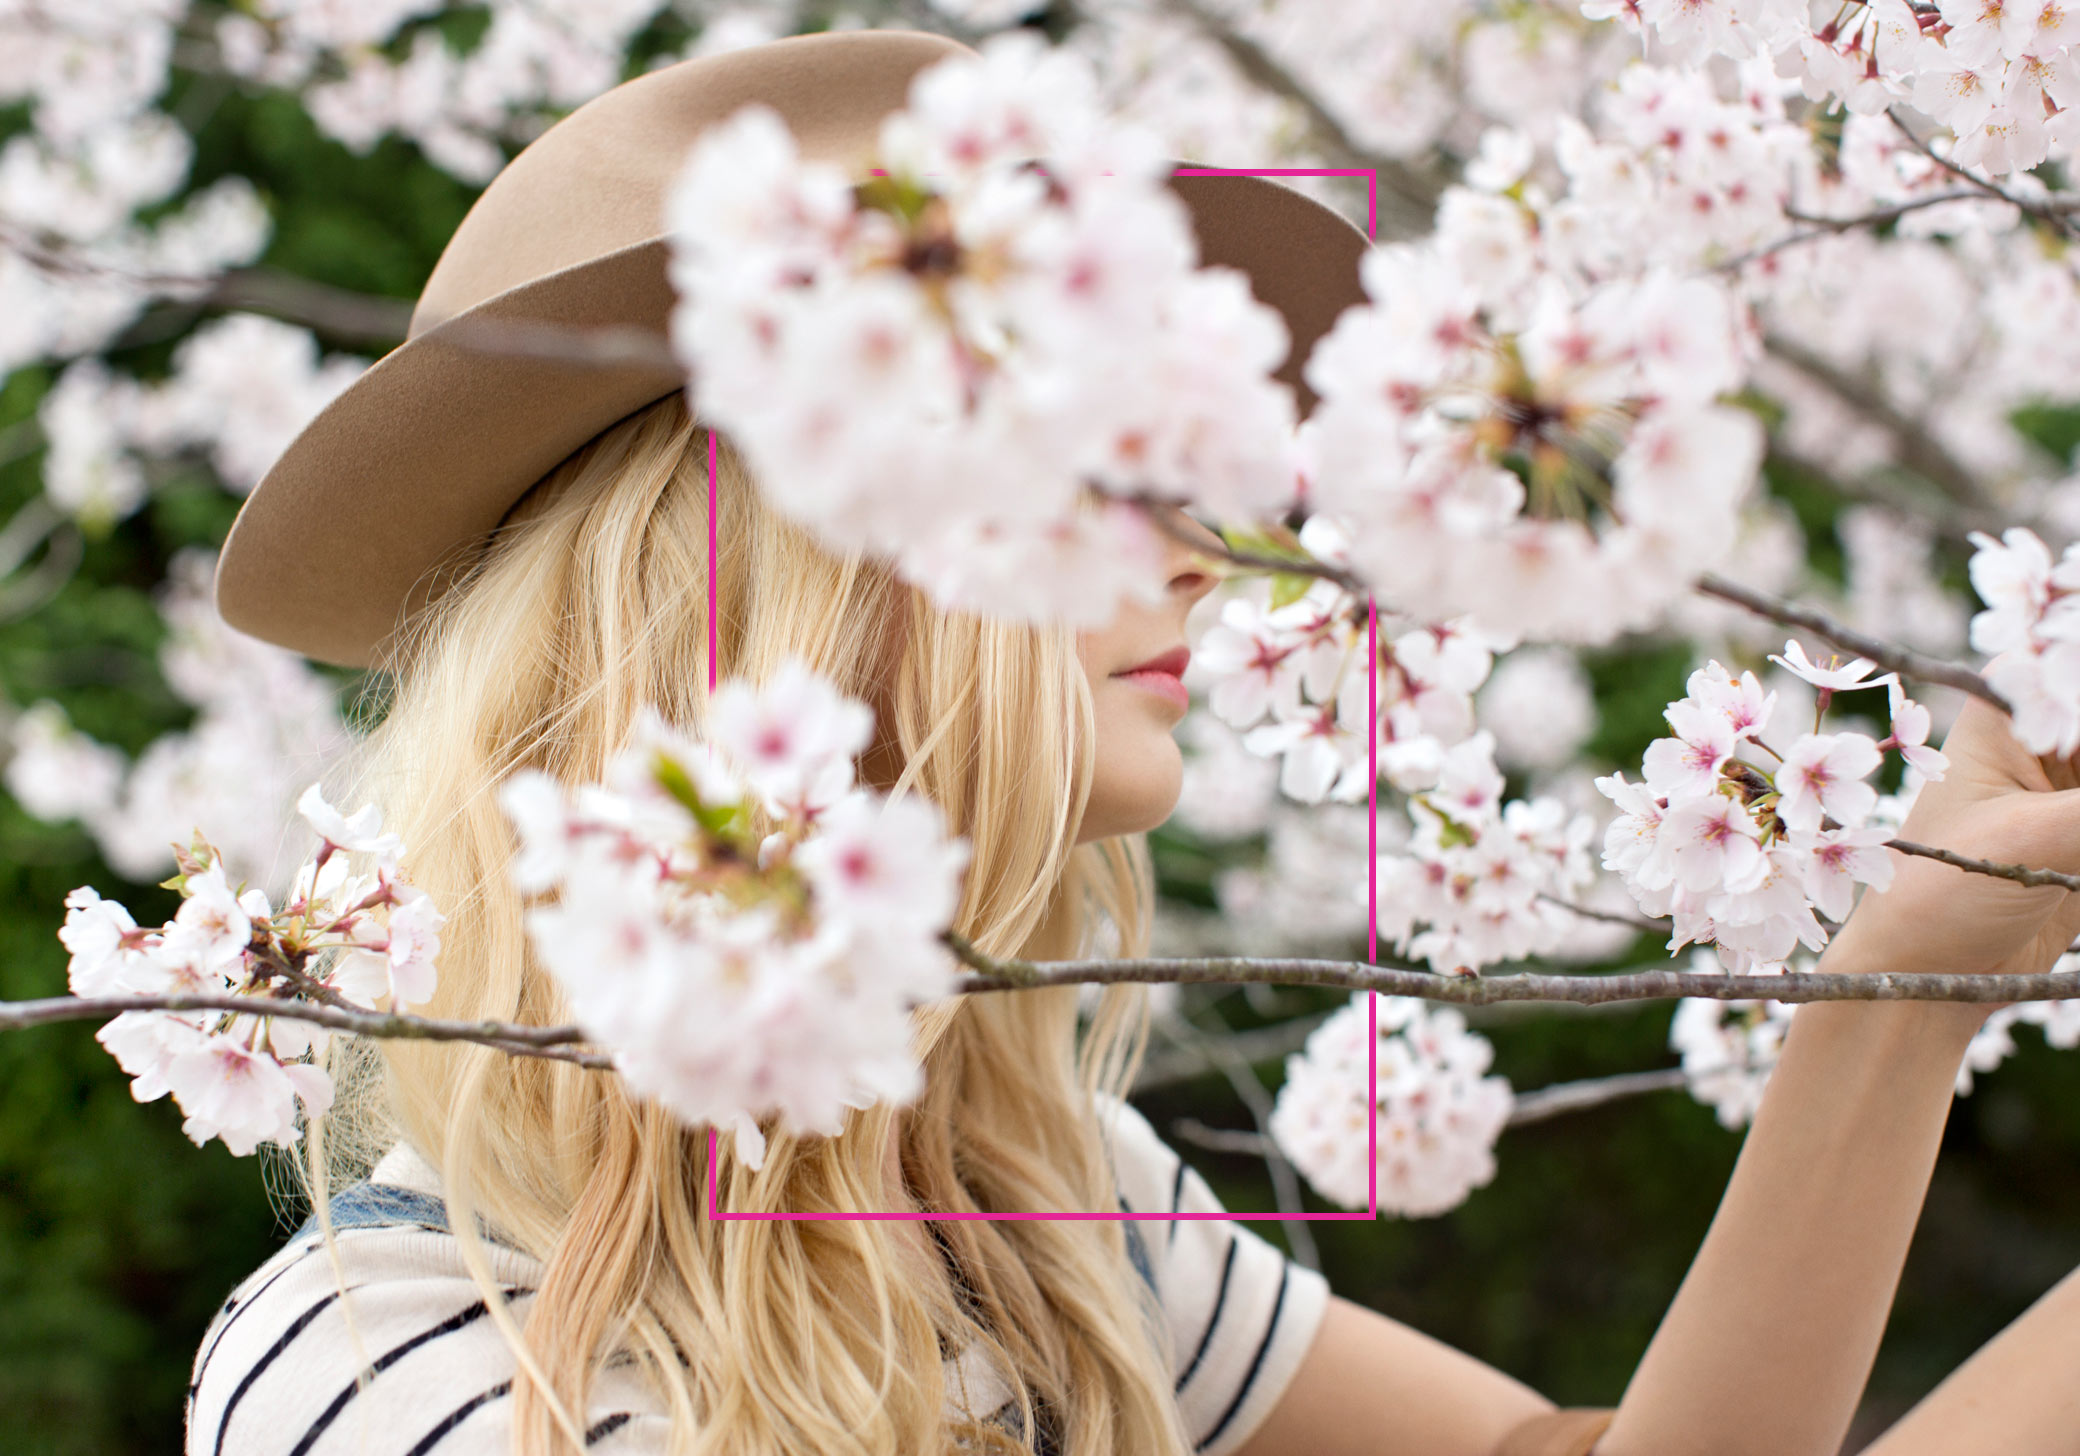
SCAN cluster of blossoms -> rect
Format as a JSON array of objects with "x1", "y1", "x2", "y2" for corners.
[
  {"x1": 59, "y1": 787, "x2": 442, "y2": 1156},
  {"x1": 1300, "y1": 210, "x2": 1766, "y2": 642},
  {"x1": 1268, "y1": 992, "x2": 1514, "y2": 1217},
  {"x1": 1194, "y1": 517, "x2": 1507, "y2": 804},
  {"x1": 1667, "y1": 950, "x2": 1801, "y2": 1129},
  {"x1": 1597, "y1": 642, "x2": 1947, "y2": 974},
  {"x1": 5, "y1": 549, "x2": 348, "y2": 892},
  {"x1": 1965, "y1": 525, "x2": 2080, "y2": 755},
  {"x1": 36, "y1": 314, "x2": 366, "y2": 527},
  {"x1": 1671, "y1": 948, "x2": 2080, "y2": 1125},
  {"x1": 1376, "y1": 734, "x2": 1601, "y2": 975},
  {"x1": 500, "y1": 662, "x2": 971, "y2": 1172},
  {"x1": 1, "y1": 0, "x2": 272, "y2": 378},
  {"x1": 214, "y1": 0, "x2": 675, "y2": 182},
  {"x1": 1599, "y1": 0, "x2": 2080, "y2": 177},
  {"x1": 665, "y1": 32, "x2": 1303, "y2": 627}
]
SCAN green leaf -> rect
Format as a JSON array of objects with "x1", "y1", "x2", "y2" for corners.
[
  {"x1": 1267, "y1": 572, "x2": 1315, "y2": 611},
  {"x1": 651, "y1": 750, "x2": 742, "y2": 838},
  {"x1": 1218, "y1": 521, "x2": 1310, "y2": 564}
]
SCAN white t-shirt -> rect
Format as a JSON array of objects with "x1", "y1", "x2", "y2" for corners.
[{"x1": 185, "y1": 1097, "x2": 1330, "y2": 1456}]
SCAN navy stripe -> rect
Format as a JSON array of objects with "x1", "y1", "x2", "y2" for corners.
[
  {"x1": 212, "y1": 1289, "x2": 348, "y2": 1456},
  {"x1": 1196, "y1": 1262, "x2": 1290, "y2": 1453},
  {"x1": 189, "y1": 1240, "x2": 330, "y2": 1404},
  {"x1": 1174, "y1": 1233, "x2": 1237, "y2": 1394},
  {"x1": 403, "y1": 1380, "x2": 512, "y2": 1456},
  {"x1": 585, "y1": 1412, "x2": 634, "y2": 1445},
  {"x1": 1166, "y1": 1160, "x2": 1187, "y2": 1251},
  {"x1": 286, "y1": 1290, "x2": 532, "y2": 1456}
]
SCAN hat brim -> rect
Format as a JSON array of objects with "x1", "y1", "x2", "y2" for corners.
[{"x1": 214, "y1": 169, "x2": 1369, "y2": 669}]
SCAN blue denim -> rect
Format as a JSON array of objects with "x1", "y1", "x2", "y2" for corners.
[{"x1": 299, "y1": 1177, "x2": 1158, "y2": 1300}]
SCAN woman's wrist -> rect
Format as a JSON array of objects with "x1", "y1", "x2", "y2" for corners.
[{"x1": 1811, "y1": 917, "x2": 2001, "y2": 1043}]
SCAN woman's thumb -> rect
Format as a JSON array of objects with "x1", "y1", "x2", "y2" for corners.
[{"x1": 1976, "y1": 786, "x2": 2080, "y2": 882}]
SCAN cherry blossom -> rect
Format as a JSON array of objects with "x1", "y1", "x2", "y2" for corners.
[
  {"x1": 56, "y1": 786, "x2": 441, "y2": 1155},
  {"x1": 1268, "y1": 993, "x2": 1514, "y2": 1218},
  {"x1": 1598, "y1": 644, "x2": 1935, "y2": 974},
  {"x1": 1965, "y1": 526, "x2": 2080, "y2": 755},
  {"x1": 1370, "y1": 733, "x2": 1600, "y2": 976},
  {"x1": 6, "y1": 551, "x2": 349, "y2": 892},
  {"x1": 503, "y1": 667, "x2": 970, "y2": 1172},
  {"x1": 664, "y1": 33, "x2": 1300, "y2": 627},
  {"x1": 1668, "y1": 951, "x2": 1798, "y2": 1130}
]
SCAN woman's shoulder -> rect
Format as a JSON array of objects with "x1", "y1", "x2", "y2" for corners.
[
  {"x1": 184, "y1": 1146, "x2": 662, "y2": 1456},
  {"x1": 1090, "y1": 1091, "x2": 1335, "y2": 1456}
]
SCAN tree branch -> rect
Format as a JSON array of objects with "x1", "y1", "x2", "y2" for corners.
[
  {"x1": 1161, "y1": 1004, "x2": 1319, "y2": 1268},
  {"x1": 1885, "y1": 108, "x2": 2079, "y2": 242},
  {"x1": 1693, "y1": 571, "x2": 2005, "y2": 710},
  {"x1": 1120, "y1": 0, "x2": 1445, "y2": 239},
  {"x1": 3, "y1": 223, "x2": 679, "y2": 367},
  {"x1": 1761, "y1": 329, "x2": 1993, "y2": 513},
  {"x1": 1169, "y1": 1068, "x2": 1727, "y2": 1150},
  {"x1": 0, "y1": 990, "x2": 609, "y2": 1068},
  {"x1": 1133, "y1": 1009, "x2": 1331, "y2": 1091},
  {"x1": 945, "y1": 947, "x2": 2080, "y2": 1006},
  {"x1": 1887, "y1": 837, "x2": 2080, "y2": 893},
  {"x1": 1506, "y1": 1067, "x2": 1692, "y2": 1127},
  {"x1": 1713, "y1": 188, "x2": 2027, "y2": 274}
]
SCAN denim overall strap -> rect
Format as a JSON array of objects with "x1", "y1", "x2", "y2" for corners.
[
  {"x1": 292, "y1": 1179, "x2": 453, "y2": 1242},
  {"x1": 298, "y1": 1181, "x2": 1158, "y2": 1302}
]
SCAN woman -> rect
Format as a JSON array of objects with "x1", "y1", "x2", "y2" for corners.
[{"x1": 184, "y1": 27, "x2": 2080, "y2": 1456}]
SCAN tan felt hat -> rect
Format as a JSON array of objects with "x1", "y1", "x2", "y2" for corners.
[{"x1": 212, "y1": 28, "x2": 1372, "y2": 669}]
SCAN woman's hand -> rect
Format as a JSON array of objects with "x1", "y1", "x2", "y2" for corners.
[
  {"x1": 1593, "y1": 695, "x2": 2080, "y2": 1456},
  {"x1": 1826, "y1": 695, "x2": 2080, "y2": 988}
]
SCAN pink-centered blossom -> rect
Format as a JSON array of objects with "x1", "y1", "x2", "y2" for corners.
[{"x1": 1774, "y1": 731, "x2": 1883, "y2": 832}]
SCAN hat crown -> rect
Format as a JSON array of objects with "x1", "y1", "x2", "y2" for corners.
[{"x1": 410, "y1": 29, "x2": 974, "y2": 335}]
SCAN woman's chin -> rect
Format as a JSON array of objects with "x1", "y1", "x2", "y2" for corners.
[{"x1": 1078, "y1": 747, "x2": 1184, "y2": 843}]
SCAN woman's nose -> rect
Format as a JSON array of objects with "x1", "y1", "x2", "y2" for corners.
[{"x1": 1161, "y1": 508, "x2": 1222, "y2": 606}]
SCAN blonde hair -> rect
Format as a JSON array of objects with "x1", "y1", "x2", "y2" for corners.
[{"x1": 298, "y1": 392, "x2": 1192, "y2": 1456}]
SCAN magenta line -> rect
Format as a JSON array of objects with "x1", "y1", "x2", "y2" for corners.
[
  {"x1": 1367, "y1": 597, "x2": 1379, "y2": 1220},
  {"x1": 707, "y1": 431, "x2": 718, "y2": 693},
  {"x1": 706, "y1": 167, "x2": 1384, "y2": 1225}
]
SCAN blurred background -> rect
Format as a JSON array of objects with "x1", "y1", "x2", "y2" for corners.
[{"x1": 4, "y1": 2, "x2": 2080, "y2": 1452}]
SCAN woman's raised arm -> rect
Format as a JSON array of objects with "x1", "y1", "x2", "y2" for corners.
[
  {"x1": 1232, "y1": 694, "x2": 2080, "y2": 1456},
  {"x1": 1600, "y1": 694, "x2": 2080, "y2": 1456}
]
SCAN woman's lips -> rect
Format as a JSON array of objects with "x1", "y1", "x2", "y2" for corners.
[{"x1": 1112, "y1": 647, "x2": 1191, "y2": 712}]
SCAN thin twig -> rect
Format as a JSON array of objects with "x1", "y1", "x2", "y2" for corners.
[
  {"x1": 1885, "y1": 108, "x2": 2079, "y2": 241},
  {"x1": 1759, "y1": 438, "x2": 1997, "y2": 545},
  {"x1": 1761, "y1": 329, "x2": 1992, "y2": 512},
  {"x1": 1168, "y1": 1117, "x2": 1273, "y2": 1157},
  {"x1": 1887, "y1": 837, "x2": 2080, "y2": 893},
  {"x1": 1505, "y1": 1067, "x2": 1692, "y2": 1127},
  {"x1": 1123, "y1": 492, "x2": 1367, "y2": 593},
  {"x1": 1693, "y1": 571, "x2": 2005, "y2": 710},
  {"x1": 1133, "y1": 1010, "x2": 1331, "y2": 1092},
  {"x1": 1116, "y1": 0, "x2": 1445, "y2": 239},
  {"x1": 1, "y1": 990, "x2": 600, "y2": 1053},
  {"x1": 1176, "y1": 1066, "x2": 1694, "y2": 1142},
  {"x1": 1537, "y1": 893, "x2": 1666, "y2": 936},
  {"x1": 1163, "y1": 1004, "x2": 1319, "y2": 1268},
  {"x1": 1714, "y1": 188, "x2": 2022, "y2": 273},
  {"x1": 944, "y1": 945, "x2": 2080, "y2": 1006}
]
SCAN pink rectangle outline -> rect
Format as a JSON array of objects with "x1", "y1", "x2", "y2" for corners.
[{"x1": 705, "y1": 166, "x2": 1382, "y2": 1224}]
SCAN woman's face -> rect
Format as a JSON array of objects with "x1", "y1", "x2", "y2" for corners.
[{"x1": 1074, "y1": 509, "x2": 1221, "y2": 843}]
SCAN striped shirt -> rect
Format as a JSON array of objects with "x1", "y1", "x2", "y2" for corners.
[{"x1": 185, "y1": 1097, "x2": 1329, "y2": 1456}]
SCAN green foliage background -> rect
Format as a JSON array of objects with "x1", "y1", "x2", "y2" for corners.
[{"x1": 5, "y1": 24, "x2": 2080, "y2": 1454}]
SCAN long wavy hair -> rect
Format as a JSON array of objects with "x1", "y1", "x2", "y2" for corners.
[{"x1": 293, "y1": 390, "x2": 1190, "y2": 1456}]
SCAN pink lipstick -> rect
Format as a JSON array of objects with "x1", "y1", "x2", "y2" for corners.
[{"x1": 1112, "y1": 646, "x2": 1192, "y2": 712}]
